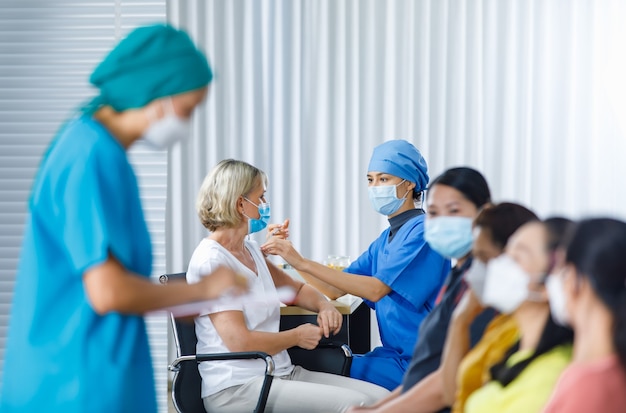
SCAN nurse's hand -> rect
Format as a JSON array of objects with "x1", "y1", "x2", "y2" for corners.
[
  {"x1": 198, "y1": 266, "x2": 248, "y2": 300},
  {"x1": 260, "y1": 237, "x2": 304, "y2": 268},
  {"x1": 267, "y1": 218, "x2": 290, "y2": 240},
  {"x1": 294, "y1": 323, "x2": 323, "y2": 350},
  {"x1": 317, "y1": 301, "x2": 343, "y2": 337}
]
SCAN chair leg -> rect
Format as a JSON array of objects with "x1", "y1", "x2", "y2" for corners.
[{"x1": 253, "y1": 374, "x2": 273, "y2": 413}]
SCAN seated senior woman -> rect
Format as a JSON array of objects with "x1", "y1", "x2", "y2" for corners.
[{"x1": 187, "y1": 159, "x2": 389, "y2": 413}]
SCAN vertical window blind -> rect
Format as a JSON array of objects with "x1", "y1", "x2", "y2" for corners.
[{"x1": 0, "y1": 1, "x2": 169, "y2": 411}]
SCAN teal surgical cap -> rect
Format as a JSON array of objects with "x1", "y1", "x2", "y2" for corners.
[
  {"x1": 86, "y1": 24, "x2": 212, "y2": 113},
  {"x1": 368, "y1": 140, "x2": 429, "y2": 192}
]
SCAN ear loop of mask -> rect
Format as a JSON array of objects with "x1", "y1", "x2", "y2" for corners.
[
  {"x1": 396, "y1": 180, "x2": 410, "y2": 201},
  {"x1": 239, "y1": 197, "x2": 253, "y2": 240}
]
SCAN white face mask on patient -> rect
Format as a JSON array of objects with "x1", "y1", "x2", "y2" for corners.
[
  {"x1": 142, "y1": 97, "x2": 191, "y2": 149},
  {"x1": 481, "y1": 254, "x2": 530, "y2": 313}
]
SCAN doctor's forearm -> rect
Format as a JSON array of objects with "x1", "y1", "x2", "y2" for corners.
[
  {"x1": 299, "y1": 259, "x2": 391, "y2": 302},
  {"x1": 297, "y1": 270, "x2": 346, "y2": 299}
]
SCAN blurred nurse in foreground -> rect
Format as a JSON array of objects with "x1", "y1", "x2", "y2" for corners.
[{"x1": 0, "y1": 24, "x2": 245, "y2": 413}]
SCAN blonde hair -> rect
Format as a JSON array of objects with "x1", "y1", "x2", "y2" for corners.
[{"x1": 196, "y1": 159, "x2": 268, "y2": 231}]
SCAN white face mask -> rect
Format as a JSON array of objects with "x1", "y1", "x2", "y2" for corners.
[
  {"x1": 142, "y1": 98, "x2": 191, "y2": 149},
  {"x1": 546, "y1": 273, "x2": 571, "y2": 326},
  {"x1": 482, "y1": 254, "x2": 530, "y2": 313},
  {"x1": 465, "y1": 260, "x2": 488, "y2": 301}
]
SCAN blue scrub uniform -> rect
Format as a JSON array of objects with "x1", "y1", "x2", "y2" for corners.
[
  {"x1": 346, "y1": 213, "x2": 450, "y2": 390},
  {"x1": 0, "y1": 117, "x2": 157, "y2": 412}
]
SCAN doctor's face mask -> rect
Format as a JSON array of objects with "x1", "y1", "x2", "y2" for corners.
[{"x1": 367, "y1": 177, "x2": 412, "y2": 216}]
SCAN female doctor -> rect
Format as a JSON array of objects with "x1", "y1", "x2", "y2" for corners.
[
  {"x1": 262, "y1": 139, "x2": 450, "y2": 390},
  {"x1": 0, "y1": 25, "x2": 245, "y2": 413}
]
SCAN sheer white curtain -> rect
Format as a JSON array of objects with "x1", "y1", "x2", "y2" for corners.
[{"x1": 165, "y1": 0, "x2": 626, "y2": 272}]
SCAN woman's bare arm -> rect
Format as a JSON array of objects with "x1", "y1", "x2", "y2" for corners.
[
  {"x1": 209, "y1": 310, "x2": 323, "y2": 354},
  {"x1": 440, "y1": 290, "x2": 484, "y2": 404}
]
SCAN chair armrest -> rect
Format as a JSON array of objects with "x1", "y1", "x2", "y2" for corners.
[
  {"x1": 314, "y1": 343, "x2": 353, "y2": 358},
  {"x1": 169, "y1": 351, "x2": 275, "y2": 376}
]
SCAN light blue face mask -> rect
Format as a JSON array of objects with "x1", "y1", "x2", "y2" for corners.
[
  {"x1": 368, "y1": 179, "x2": 410, "y2": 216},
  {"x1": 424, "y1": 216, "x2": 474, "y2": 259},
  {"x1": 243, "y1": 198, "x2": 271, "y2": 234}
]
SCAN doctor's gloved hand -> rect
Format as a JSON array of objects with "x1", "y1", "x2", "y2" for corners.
[
  {"x1": 260, "y1": 237, "x2": 304, "y2": 268},
  {"x1": 267, "y1": 218, "x2": 290, "y2": 240}
]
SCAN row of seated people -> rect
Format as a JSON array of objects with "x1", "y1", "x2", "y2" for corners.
[{"x1": 187, "y1": 140, "x2": 626, "y2": 413}]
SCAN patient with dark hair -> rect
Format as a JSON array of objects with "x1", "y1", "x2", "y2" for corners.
[{"x1": 543, "y1": 218, "x2": 626, "y2": 413}]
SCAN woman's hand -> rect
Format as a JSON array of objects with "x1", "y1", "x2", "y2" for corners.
[
  {"x1": 267, "y1": 218, "x2": 290, "y2": 240},
  {"x1": 197, "y1": 266, "x2": 248, "y2": 300},
  {"x1": 261, "y1": 237, "x2": 305, "y2": 268},
  {"x1": 317, "y1": 301, "x2": 343, "y2": 338},
  {"x1": 294, "y1": 323, "x2": 323, "y2": 349},
  {"x1": 452, "y1": 289, "x2": 484, "y2": 326}
]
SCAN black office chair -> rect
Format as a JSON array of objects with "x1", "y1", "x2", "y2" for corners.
[
  {"x1": 160, "y1": 273, "x2": 275, "y2": 413},
  {"x1": 161, "y1": 272, "x2": 353, "y2": 412}
]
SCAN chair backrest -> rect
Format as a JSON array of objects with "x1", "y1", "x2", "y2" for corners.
[{"x1": 161, "y1": 272, "x2": 207, "y2": 413}]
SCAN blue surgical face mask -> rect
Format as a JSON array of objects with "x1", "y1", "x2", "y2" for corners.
[
  {"x1": 243, "y1": 198, "x2": 271, "y2": 234},
  {"x1": 424, "y1": 216, "x2": 474, "y2": 259},
  {"x1": 368, "y1": 179, "x2": 410, "y2": 216}
]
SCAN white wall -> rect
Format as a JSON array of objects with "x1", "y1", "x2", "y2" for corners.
[{"x1": 167, "y1": 0, "x2": 626, "y2": 281}]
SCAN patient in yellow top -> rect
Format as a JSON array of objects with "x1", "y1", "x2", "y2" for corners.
[{"x1": 443, "y1": 218, "x2": 574, "y2": 413}]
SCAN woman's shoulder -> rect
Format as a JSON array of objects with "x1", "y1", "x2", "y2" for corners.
[
  {"x1": 187, "y1": 239, "x2": 232, "y2": 278},
  {"x1": 190, "y1": 238, "x2": 228, "y2": 261},
  {"x1": 561, "y1": 355, "x2": 626, "y2": 387},
  {"x1": 544, "y1": 356, "x2": 626, "y2": 413},
  {"x1": 513, "y1": 344, "x2": 572, "y2": 381},
  {"x1": 539, "y1": 344, "x2": 573, "y2": 365}
]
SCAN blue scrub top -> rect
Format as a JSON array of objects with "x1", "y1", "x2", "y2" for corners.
[
  {"x1": 346, "y1": 213, "x2": 450, "y2": 389},
  {"x1": 0, "y1": 117, "x2": 156, "y2": 412}
]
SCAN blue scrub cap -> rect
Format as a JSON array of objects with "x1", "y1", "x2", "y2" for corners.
[
  {"x1": 84, "y1": 24, "x2": 212, "y2": 114},
  {"x1": 367, "y1": 140, "x2": 429, "y2": 192}
]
